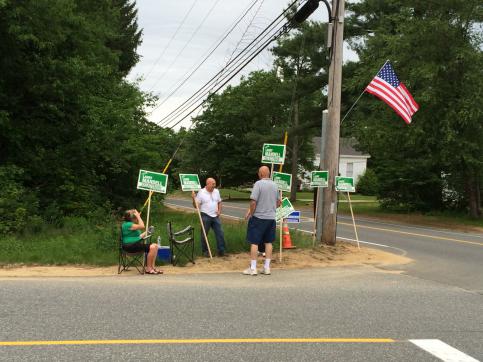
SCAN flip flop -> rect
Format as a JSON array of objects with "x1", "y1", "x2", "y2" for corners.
[{"x1": 145, "y1": 270, "x2": 162, "y2": 275}]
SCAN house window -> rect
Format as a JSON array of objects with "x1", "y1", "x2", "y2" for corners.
[{"x1": 346, "y1": 162, "x2": 353, "y2": 177}]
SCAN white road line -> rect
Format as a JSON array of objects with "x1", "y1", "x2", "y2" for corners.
[
  {"x1": 409, "y1": 339, "x2": 480, "y2": 362},
  {"x1": 337, "y1": 215, "x2": 483, "y2": 239},
  {"x1": 336, "y1": 237, "x2": 408, "y2": 256}
]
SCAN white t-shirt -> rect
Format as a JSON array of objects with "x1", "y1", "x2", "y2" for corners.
[{"x1": 195, "y1": 188, "x2": 222, "y2": 217}]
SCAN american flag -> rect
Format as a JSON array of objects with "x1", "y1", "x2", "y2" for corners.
[{"x1": 365, "y1": 62, "x2": 419, "y2": 124}]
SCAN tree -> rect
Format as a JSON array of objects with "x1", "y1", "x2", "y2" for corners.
[
  {"x1": 0, "y1": 0, "x2": 161, "y2": 231},
  {"x1": 178, "y1": 71, "x2": 290, "y2": 186},
  {"x1": 271, "y1": 21, "x2": 330, "y2": 201},
  {"x1": 344, "y1": 0, "x2": 483, "y2": 216}
]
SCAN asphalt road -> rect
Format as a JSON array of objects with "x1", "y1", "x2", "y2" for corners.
[
  {"x1": 1, "y1": 268, "x2": 482, "y2": 361},
  {"x1": 1, "y1": 198, "x2": 482, "y2": 361},
  {"x1": 165, "y1": 197, "x2": 483, "y2": 293}
]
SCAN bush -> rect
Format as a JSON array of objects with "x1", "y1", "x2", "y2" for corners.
[
  {"x1": 0, "y1": 165, "x2": 39, "y2": 234},
  {"x1": 356, "y1": 169, "x2": 379, "y2": 196}
]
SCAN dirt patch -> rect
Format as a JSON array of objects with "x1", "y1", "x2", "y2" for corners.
[{"x1": 0, "y1": 242, "x2": 411, "y2": 278}]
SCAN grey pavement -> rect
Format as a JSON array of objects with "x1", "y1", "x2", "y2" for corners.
[
  {"x1": 1, "y1": 267, "x2": 482, "y2": 361},
  {"x1": 166, "y1": 197, "x2": 483, "y2": 293}
]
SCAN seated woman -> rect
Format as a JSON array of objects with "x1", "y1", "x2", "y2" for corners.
[{"x1": 122, "y1": 209, "x2": 161, "y2": 274}]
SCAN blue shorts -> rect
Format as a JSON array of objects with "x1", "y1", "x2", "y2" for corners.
[{"x1": 246, "y1": 216, "x2": 276, "y2": 245}]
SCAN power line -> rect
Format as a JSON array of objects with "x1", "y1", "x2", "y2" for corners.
[
  {"x1": 163, "y1": 20, "x2": 296, "y2": 130},
  {"x1": 157, "y1": 14, "x2": 287, "y2": 128},
  {"x1": 147, "y1": 0, "x2": 222, "y2": 93},
  {"x1": 213, "y1": 0, "x2": 266, "y2": 89},
  {"x1": 157, "y1": 0, "x2": 303, "y2": 128},
  {"x1": 148, "y1": 0, "x2": 262, "y2": 115},
  {"x1": 143, "y1": 0, "x2": 199, "y2": 81}
]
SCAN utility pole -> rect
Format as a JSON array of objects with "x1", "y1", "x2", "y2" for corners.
[
  {"x1": 315, "y1": 109, "x2": 328, "y2": 240},
  {"x1": 320, "y1": 0, "x2": 344, "y2": 245}
]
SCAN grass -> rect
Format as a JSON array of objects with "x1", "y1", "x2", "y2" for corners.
[{"x1": 0, "y1": 205, "x2": 315, "y2": 267}]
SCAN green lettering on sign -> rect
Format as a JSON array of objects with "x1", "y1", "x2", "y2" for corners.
[
  {"x1": 335, "y1": 176, "x2": 355, "y2": 193},
  {"x1": 261, "y1": 143, "x2": 286, "y2": 164},
  {"x1": 179, "y1": 174, "x2": 201, "y2": 191},
  {"x1": 310, "y1": 171, "x2": 329, "y2": 188},
  {"x1": 276, "y1": 197, "x2": 295, "y2": 221},
  {"x1": 137, "y1": 169, "x2": 168, "y2": 194},
  {"x1": 272, "y1": 171, "x2": 292, "y2": 192}
]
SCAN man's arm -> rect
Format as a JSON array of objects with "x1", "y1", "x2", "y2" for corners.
[
  {"x1": 191, "y1": 191, "x2": 199, "y2": 208},
  {"x1": 245, "y1": 200, "x2": 257, "y2": 219}
]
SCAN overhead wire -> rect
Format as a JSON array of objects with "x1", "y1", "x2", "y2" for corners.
[
  {"x1": 147, "y1": 0, "x2": 223, "y2": 93},
  {"x1": 157, "y1": 0, "x2": 305, "y2": 128},
  {"x1": 163, "y1": 19, "x2": 298, "y2": 130},
  {"x1": 212, "y1": 0, "x2": 266, "y2": 89},
  {"x1": 157, "y1": 16, "x2": 288, "y2": 128},
  {"x1": 156, "y1": 0, "x2": 302, "y2": 127},
  {"x1": 147, "y1": 0, "x2": 262, "y2": 115},
  {"x1": 143, "y1": 0, "x2": 199, "y2": 82}
]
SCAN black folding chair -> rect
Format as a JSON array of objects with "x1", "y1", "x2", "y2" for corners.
[
  {"x1": 118, "y1": 226, "x2": 153, "y2": 275},
  {"x1": 167, "y1": 221, "x2": 195, "y2": 266}
]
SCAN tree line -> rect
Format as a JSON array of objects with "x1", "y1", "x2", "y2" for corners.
[{"x1": 0, "y1": 0, "x2": 481, "y2": 235}]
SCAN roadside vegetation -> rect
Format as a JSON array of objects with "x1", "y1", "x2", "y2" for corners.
[{"x1": 0, "y1": 206, "x2": 314, "y2": 266}]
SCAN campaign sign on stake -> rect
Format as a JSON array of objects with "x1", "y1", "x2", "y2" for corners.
[
  {"x1": 285, "y1": 210, "x2": 300, "y2": 223},
  {"x1": 137, "y1": 170, "x2": 168, "y2": 194},
  {"x1": 276, "y1": 198, "x2": 295, "y2": 221},
  {"x1": 179, "y1": 174, "x2": 201, "y2": 191},
  {"x1": 261, "y1": 143, "x2": 286, "y2": 164},
  {"x1": 310, "y1": 171, "x2": 329, "y2": 188},
  {"x1": 335, "y1": 176, "x2": 356, "y2": 193},
  {"x1": 272, "y1": 171, "x2": 292, "y2": 192}
]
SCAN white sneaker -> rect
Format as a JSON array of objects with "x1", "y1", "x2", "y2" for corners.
[
  {"x1": 243, "y1": 268, "x2": 257, "y2": 276},
  {"x1": 260, "y1": 267, "x2": 271, "y2": 275}
]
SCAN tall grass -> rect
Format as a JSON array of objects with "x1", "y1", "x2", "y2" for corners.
[{"x1": 0, "y1": 203, "x2": 315, "y2": 266}]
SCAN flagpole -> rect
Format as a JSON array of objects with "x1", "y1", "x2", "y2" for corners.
[{"x1": 340, "y1": 59, "x2": 391, "y2": 124}]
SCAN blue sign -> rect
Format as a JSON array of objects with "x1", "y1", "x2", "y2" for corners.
[{"x1": 285, "y1": 210, "x2": 301, "y2": 223}]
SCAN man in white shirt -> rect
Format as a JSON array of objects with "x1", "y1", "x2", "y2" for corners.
[{"x1": 192, "y1": 178, "x2": 226, "y2": 256}]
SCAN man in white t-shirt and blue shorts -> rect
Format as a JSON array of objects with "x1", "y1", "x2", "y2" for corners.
[
  {"x1": 192, "y1": 178, "x2": 226, "y2": 257},
  {"x1": 244, "y1": 166, "x2": 281, "y2": 276}
]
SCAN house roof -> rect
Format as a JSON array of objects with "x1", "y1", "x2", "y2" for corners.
[{"x1": 312, "y1": 137, "x2": 370, "y2": 157}]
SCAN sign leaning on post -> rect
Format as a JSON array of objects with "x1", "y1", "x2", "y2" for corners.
[
  {"x1": 272, "y1": 171, "x2": 292, "y2": 192},
  {"x1": 335, "y1": 176, "x2": 360, "y2": 249},
  {"x1": 261, "y1": 143, "x2": 286, "y2": 165},
  {"x1": 178, "y1": 173, "x2": 213, "y2": 259},
  {"x1": 137, "y1": 169, "x2": 169, "y2": 235}
]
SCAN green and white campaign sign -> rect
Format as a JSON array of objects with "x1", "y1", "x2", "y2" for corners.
[
  {"x1": 272, "y1": 171, "x2": 292, "y2": 192},
  {"x1": 310, "y1": 171, "x2": 329, "y2": 188},
  {"x1": 179, "y1": 174, "x2": 201, "y2": 191},
  {"x1": 137, "y1": 169, "x2": 168, "y2": 194},
  {"x1": 335, "y1": 176, "x2": 355, "y2": 192},
  {"x1": 276, "y1": 197, "x2": 295, "y2": 221},
  {"x1": 261, "y1": 143, "x2": 286, "y2": 164}
]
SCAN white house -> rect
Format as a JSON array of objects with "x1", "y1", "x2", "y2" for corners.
[{"x1": 301, "y1": 137, "x2": 370, "y2": 189}]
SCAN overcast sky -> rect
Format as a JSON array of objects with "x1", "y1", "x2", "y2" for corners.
[{"x1": 127, "y1": 0, "x2": 337, "y2": 129}]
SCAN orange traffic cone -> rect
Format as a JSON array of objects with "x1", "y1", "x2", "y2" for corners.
[{"x1": 282, "y1": 222, "x2": 296, "y2": 249}]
